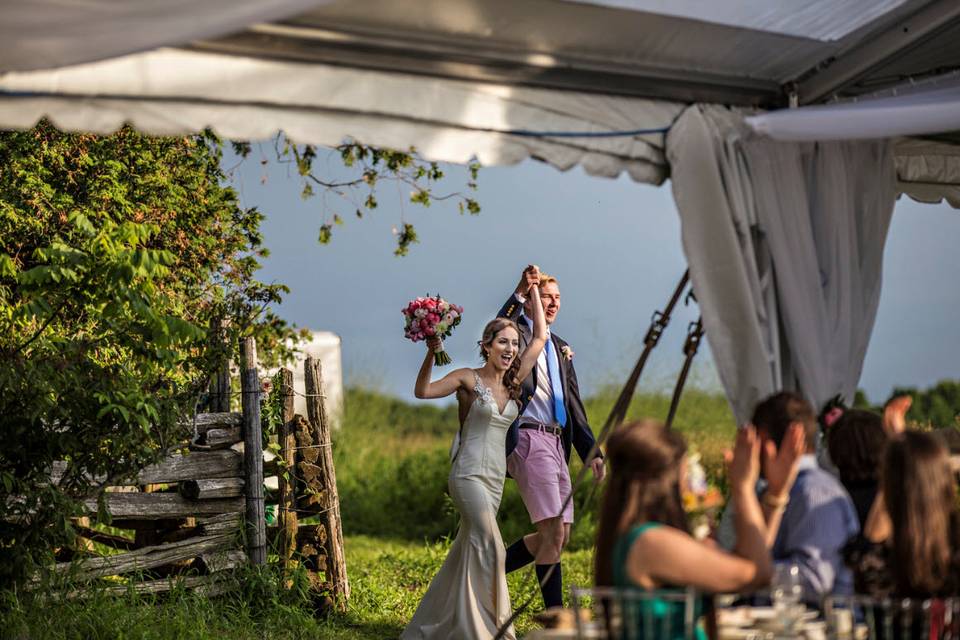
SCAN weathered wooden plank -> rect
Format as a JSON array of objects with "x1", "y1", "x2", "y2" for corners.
[
  {"x1": 241, "y1": 337, "x2": 266, "y2": 565},
  {"x1": 67, "y1": 574, "x2": 233, "y2": 599},
  {"x1": 182, "y1": 412, "x2": 242, "y2": 435},
  {"x1": 278, "y1": 368, "x2": 298, "y2": 575},
  {"x1": 199, "y1": 427, "x2": 241, "y2": 449},
  {"x1": 82, "y1": 493, "x2": 243, "y2": 519},
  {"x1": 179, "y1": 478, "x2": 244, "y2": 500},
  {"x1": 194, "y1": 549, "x2": 248, "y2": 573},
  {"x1": 53, "y1": 451, "x2": 242, "y2": 488},
  {"x1": 197, "y1": 512, "x2": 243, "y2": 537},
  {"x1": 305, "y1": 357, "x2": 349, "y2": 606},
  {"x1": 137, "y1": 450, "x2": 242, "y2": 484},
  {"x1": 50, "y1": 533, "x2": 236, "y2": 581}
]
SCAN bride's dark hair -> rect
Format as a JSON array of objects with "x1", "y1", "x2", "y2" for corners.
[{"x1": 479, "y1": 318, "x2": 523, "y2": 404}]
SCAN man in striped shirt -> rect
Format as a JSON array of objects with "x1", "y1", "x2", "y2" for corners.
[{"x1": 751, "y1": 391, "x2": 860, "y2": 604}]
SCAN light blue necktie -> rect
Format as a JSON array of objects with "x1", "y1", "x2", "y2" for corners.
[{"x1": 545, "y1": 338, "x2": 567, "y2": 427}]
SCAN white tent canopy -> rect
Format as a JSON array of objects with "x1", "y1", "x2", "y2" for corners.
[{"x1": 2, "y1": 0, "x2": 959, "y2": 421}]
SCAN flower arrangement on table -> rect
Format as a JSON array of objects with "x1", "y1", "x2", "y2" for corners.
[
  {"x1": 683, "y1": 448, "x2": 725, "y2": 541},
  {"x1": 402, "y1": 295, "x2": 464, "y2": 365}
]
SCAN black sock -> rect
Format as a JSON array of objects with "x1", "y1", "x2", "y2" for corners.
[
  {"x1": 535, "y1": 562, "x2": 563, "y2": 609},
  {"x1": 505, "y1": 538, "x2": 535, "y2": 573}
]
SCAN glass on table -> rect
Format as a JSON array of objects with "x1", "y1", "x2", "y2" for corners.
[{"x1": 771, "y1": 563, "x2": 804, "y2": 634}]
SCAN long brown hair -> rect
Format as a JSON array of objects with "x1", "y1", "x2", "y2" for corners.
[
  {"x1": 478, "y1": 318, "x2": 523, "y2": 404},
  {"x1": 594, "y1": 420, "x2": 690, "y2": 587},
  {"x1": 884, "y1": 430, "x2": 960, "y2": 596}
]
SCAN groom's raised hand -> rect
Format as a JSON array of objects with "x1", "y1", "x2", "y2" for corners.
[{"x1": 514, "y1": 264, "x2": 541, "y2": 297}]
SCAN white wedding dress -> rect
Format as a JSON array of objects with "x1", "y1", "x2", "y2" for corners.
[{"x1": 401, "y1": 372, "x2": 517, "y2": 640}]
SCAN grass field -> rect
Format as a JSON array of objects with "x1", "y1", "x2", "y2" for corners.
[{"x1": 3, "y1": 385, "x2": 736, "y2": 639}]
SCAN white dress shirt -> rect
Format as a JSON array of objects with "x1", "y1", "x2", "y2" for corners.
[{"x1": 517, "y1": 294, "x2": 561, "y2": 426}]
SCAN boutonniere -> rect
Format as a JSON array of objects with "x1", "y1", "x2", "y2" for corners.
[{"x1": 560, "y1": 345, "x2": 574, "y2": 361}]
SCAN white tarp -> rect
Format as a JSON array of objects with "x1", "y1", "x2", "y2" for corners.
[
  {"x1": 567, "y1": 0, "x2": 911, "y2": 41},
  {"x1": 668, "y1": 105, "x2": 896, "y2": 422},
  {"x1": 0, "y1": 48, "x2": 683, "y2": 184},
  {"x1": 0, "y1": 0, "x2": 328, "y2": 73}
]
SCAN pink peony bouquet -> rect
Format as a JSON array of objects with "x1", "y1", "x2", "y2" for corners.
[{"x1": 402, "y1": 295, "x2": 464, "y2": 365}]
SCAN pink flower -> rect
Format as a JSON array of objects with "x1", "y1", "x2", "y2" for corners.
[
  {"x1": 425, "y1": 298, "x2": 437, "y2": 310},
  {"x1": 424, "y1": 325, "x2": 436, "y2": 337}
]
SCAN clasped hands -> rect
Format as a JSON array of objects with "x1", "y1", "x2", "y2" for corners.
[{"x1": 515, "y1": 264, "x2": 541, "y2": 297}]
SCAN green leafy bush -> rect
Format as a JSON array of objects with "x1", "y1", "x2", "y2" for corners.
[{"x1": 0, "y1": 123, "x2": 297, "y2": 586}]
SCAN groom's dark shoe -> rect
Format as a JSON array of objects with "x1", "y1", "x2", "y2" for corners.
[
  {"x1": 505, "y1": 538, "x2": 535, "y2": 573},
  {"x1": 535, "y1": 562, "x2": 563, "y2": 609}
]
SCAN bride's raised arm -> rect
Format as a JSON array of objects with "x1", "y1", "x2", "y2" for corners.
[
  {"x1": 414, "y1": 337, "x2": 472, "y2": 399},
  {"x1": 514, "y1": 285, "x2": 547, "y2": 382}
]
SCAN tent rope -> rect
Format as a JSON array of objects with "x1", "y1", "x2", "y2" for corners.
[{"x1": 665, "y1": 316, "x2": 704, "y2": 429}]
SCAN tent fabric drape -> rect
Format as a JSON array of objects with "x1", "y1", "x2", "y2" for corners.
[
  {"x1": 0, "y1": 0, "x2": 329, "y2": 73},
  {"x1": 0, "y1": 49, "x2": 683, "y2": 184},
  {"x1": 667, "y1": 105, "x2": 896, "y2": 423},
  {"x1": 895, "y1": 138, "x2": 960, "y2": 208}
]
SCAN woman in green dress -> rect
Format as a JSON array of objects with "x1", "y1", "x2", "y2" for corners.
[{"x1": 594, "y1": 419, "x2": 806, "y2": 639}]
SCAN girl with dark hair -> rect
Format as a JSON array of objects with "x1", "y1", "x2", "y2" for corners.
[
  {"x1": 845, "y1": 426, "x2": 960, "y2": 599},
  {"x1": 594, "y1": 420, "x2": 805, "y2": 639},
  {"x1": 826, "y1": 409, "x2": 889, "y2": 529},
  {"x1": 403, "y1": 272, "x2": 547, "y2": 640}
]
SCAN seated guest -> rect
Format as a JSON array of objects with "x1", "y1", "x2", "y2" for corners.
[
  {"x1": 594, "y1": 419, "x2": 805, "y2": 639},
  {"x1": 752, "y1": 392, "x2": 860, "y2": 604},
  {"x1": 826, "y1": 409, "x2": 888, "y2": 529},
  {"x1": 844, "y1": 428, "x2": 960, "y2": 599}
]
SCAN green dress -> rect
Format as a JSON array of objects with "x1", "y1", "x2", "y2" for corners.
[{"x1": 612, "y1": 522, "x2": 707, "y2": 640}]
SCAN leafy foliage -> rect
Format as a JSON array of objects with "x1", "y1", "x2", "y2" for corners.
[
  {"x1": 888, "y1": 380, "x2": 960, "y2": 428},
  {"x1": 0, "y1": 122, "x2": 301, "y2": 585},
  {"x1": 233, "y1": 136, "x2": 481, "y2": 256}
]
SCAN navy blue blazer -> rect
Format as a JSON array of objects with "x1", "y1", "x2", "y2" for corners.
[{"x1": 497, "y1": 294, "x2": 601, "y2": 466}]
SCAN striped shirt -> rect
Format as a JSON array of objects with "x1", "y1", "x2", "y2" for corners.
[{"x1": 772, "y1": 455, "x2": 860, "y2": 602}]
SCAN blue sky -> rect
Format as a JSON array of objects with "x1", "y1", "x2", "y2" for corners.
[{"x1": 227, "y1": 147, "x2": 959, "y2": 406}]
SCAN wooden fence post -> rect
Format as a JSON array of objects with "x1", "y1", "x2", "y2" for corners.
[
  {"x1": 277, "y1": 368, "x2": 298, "y2": 575},
  {"x1": 209, "y1": 317, "x2": 231, "y2": 413},
  {"x1": 304, "y1": 357, "x2": 349, "y2": 606},
  {"x1": 240, "y1": 337, "x2": 266, "y2": 565}
]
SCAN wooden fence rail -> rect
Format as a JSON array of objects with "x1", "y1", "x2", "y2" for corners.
[{"x1": 40, "y1": 336, "x2": 349, "y2": 612}]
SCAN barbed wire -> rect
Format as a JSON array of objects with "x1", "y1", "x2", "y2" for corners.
[{"x1": 208, "y1": 389, "x2": 327, "y2": 399}]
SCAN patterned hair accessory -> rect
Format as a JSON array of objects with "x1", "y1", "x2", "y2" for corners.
[{"x1": 823, "y1": 406, "x2": 844, "y2": 429}]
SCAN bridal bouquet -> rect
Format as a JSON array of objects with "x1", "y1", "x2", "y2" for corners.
[{"x1": 402, "y1": 295, "x2": 464, "y2": 365}]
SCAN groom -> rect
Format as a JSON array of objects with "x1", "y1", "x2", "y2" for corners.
[{"x1": 498, "y1": 265, "x2": 605, "y2": 610}]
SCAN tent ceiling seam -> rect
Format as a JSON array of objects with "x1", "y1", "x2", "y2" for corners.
[{"x1": 793, "y1": 0, "x2": 960, "y2": 104}]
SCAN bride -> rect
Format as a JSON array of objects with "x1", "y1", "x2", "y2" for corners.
[{"x1": 402, "y1": 269, "x2": 547, "y2": 640}]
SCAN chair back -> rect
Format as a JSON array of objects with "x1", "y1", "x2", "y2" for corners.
[
  {"x1": 824, "y1": 594, "x2": 960, "y2": 640},
  {"x1": 570, "y1": 585, "x2": 699, "y2": 640}
]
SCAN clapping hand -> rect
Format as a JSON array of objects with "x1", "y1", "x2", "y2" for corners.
[
  {"x1": 726, "y1": 425, "x2": 761, "y2": 494},
  {"x1": 883, "y1": 395, "x2": 911, "y2": 435},
  {"x1": 761, "y1": 423, "x2": 805, "y2": 500}
]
